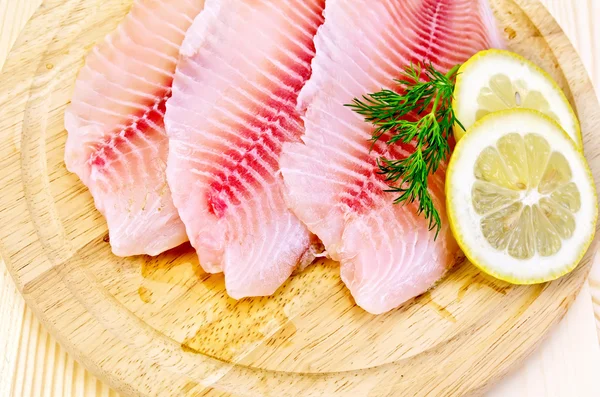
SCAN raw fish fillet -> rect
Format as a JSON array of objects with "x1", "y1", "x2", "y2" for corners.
[
  {"x1": 280, "y1": 0, "x2": 504, "y2": 314},
  {"x1": 64, "y1": 0, "x2": 205, "y2": 256},
  {"x1": 165, "y1": 0, "x2": 326, "y2": 298}
]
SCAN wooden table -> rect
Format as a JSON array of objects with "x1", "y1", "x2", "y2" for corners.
[{"x1": 0, "y1": 1, "x2": 599, "y2": 396}]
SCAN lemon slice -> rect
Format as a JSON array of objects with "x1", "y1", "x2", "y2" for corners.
[
  {"x1": 453, "y1": 49, "x2": 582, "y2": 148},
  {"x1": 446, "y1": 109, "x2": 596, "y2": 284}
]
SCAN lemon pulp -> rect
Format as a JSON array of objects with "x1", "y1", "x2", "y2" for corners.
[
  {"x1": 476, "y1": 74, "x2": 560, "y2": 123},
  {"x1": 473, "y1": 132, "x2": 581, "y2": 260}
]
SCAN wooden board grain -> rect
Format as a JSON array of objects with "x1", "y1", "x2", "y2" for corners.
[
  {"x1": 0, "y1": 0, "x2": 599, "y2": 396},
  {"x1": 0, "y1": 0, "x2": 40, "y2": 68}
]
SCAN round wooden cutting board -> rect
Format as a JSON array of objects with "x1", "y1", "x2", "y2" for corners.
[{"x1": 1, "y1": 0, "x2": 599, "y2": 396}]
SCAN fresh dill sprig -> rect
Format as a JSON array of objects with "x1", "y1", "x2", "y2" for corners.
[{"x1": 347, "y1": 62, "x2": 464, "y2": 238}]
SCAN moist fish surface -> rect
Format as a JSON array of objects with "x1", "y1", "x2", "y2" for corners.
[
  {"x1": 164, "y1": 0, "x2": 326, "y2": 298},
  {"x1": 64, "y1": 0, "x2": 205, "y2": 256},
  {"x1": 280, "y1": 0, "x2": 504, "y2": 314}
]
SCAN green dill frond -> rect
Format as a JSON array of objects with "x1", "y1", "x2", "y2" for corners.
[{"x1": 346, "y1": 62, "x2": 463, "y2": 238}]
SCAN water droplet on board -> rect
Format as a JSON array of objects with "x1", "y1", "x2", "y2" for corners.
[
  {"x1": 138, "y1": 286, "x2": 153, "y2": 303},
  {"x1": 504, "y1": 26, "x2": 517, "y2": 40}
]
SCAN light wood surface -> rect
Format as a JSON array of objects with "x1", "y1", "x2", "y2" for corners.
[
  {"x1": 0, "y1": 0, "x2": 599, "y2": 396},
  {"x1": 546, "y1": 0, "x2": 600, "y2": 336}
]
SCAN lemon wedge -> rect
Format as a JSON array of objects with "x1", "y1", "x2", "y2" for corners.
[
  {"x1": 453, "y1": 49, "x2": 582, "y2": 148},
  {"x1": 446, "y1": 109, "x2": 596, "y2": 284}
]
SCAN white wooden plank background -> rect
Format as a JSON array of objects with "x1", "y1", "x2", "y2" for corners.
[{"x1": 0, "y1": 0, "x2": 599, "y2": 396}]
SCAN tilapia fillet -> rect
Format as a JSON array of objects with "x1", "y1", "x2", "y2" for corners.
[
  {"x1": 64, "y1": 0, "x2": 205, "y2": 256},
  {"x1": 165, "y1": 0, "x2": 326, "y2": 298},
  {"x1": 281, "y1": 0, "x2": 504, "y2": 314}
]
